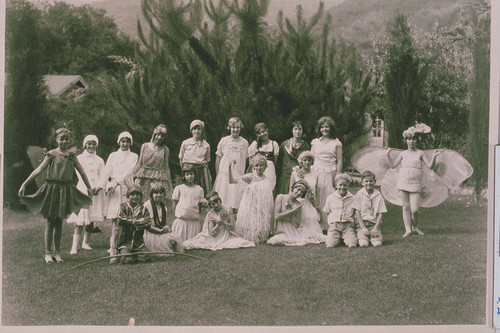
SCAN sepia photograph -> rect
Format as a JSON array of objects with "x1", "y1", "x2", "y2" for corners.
[{"x1": 1, "y1": 0, "x2": 496, "y2": 330}]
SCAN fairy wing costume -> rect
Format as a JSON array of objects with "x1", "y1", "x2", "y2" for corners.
[
  {"x1": 27, "y1": 146, "x2": 47, "y2": 188},
  {"x1": 351, "y1": 147, "x2": 473, "y2": 208}
]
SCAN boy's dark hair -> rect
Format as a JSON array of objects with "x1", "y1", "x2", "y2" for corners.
[{"x1": 361, "y1": 170, "x2": 376, "y2": 181}]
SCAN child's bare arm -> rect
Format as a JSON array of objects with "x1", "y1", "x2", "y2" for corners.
[
  {"x1": 423, "y1": 149, "x2": 440, "y2": 169},
  {"x1": 215, "y1": 155, "x2": 222, "y2": 175},
  {"x1": 374, "y1": 213, "x2": 383, "y2": 230},
  {"x1": 355, "y1": 210, "x2": 368, "y2": 231},
  {"x1": 336, "y1": 145, "x2": 343, "y2": 173}
]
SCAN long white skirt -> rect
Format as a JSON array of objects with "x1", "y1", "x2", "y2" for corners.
[{"x1": 183, "y1": 228, "x2": 255, "y2": 251}]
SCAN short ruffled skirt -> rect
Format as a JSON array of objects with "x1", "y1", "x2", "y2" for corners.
[
  {"x1": 397, "y1": 167, "x2": 422, "y2": 192},
  {"x1": 171, "y1": 218, "x2": 202, "y2": 242},
  {"x1": 22, "y1": 181, "x2": 92, "y2": 220}
]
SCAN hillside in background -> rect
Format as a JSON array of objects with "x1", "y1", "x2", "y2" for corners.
[
  {"x1": 90, "y1": 0, "x2": 469, "y2": 53},
  {"x1": 323, "y1": 0, "x2": 468, "y2": 52}
]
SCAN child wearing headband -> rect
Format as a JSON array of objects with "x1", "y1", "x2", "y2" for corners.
[
  {"x1": 183, "y1": 191, "x2": 255, "y2": 250},
  {"x1": 179, "y1": 119, "x2": 212, "y2": 195},
  {"x1": 133, "y1": 124, "x2": 173, "y2": 202},
  {"x1": 67, "y1": 134, "x2": 106, "y2": 254},
  {"x1": 19, "y1": 126, "x2": 93, "y2": 263}
]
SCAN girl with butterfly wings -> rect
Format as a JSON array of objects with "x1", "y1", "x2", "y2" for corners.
[{"x1": 351, "y1": 123, "x2": 473, "y2": 238}]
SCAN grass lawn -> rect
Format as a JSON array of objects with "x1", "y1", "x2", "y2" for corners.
[{"x1": 2, "y1": 195, "x2": 486, "y2": 326}]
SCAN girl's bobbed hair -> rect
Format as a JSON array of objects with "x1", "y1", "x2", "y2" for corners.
[
  {"x1": 315, "y1": 116, "x2": 335, "y2": 138},
  {"x1": 227, "y1": 117, "x2": 243, "y2": 130},
  {"x1": 335, "y1": 173, "x2": 352, "y2": 185},
  {"x1": 149, "y1": 181, "x2": 167, "y2": 195},
  {"x1": 150, "y1": 124, "x2": 167, "y2": 146},
  {"x1": 297, "y1": 150, "x2": 315, "y2": 166}
]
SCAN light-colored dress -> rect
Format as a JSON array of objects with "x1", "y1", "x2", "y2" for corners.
[
  {"x1": 134, "y1": 143, "x2": 172, "y2": 200},
  {"x1": 235, "y1": 174, "x2": 274, "y2": 243},
  {"x1": 311, "y1": 137, "x2": 342, "y2": 230},
  {"x1": 289, "y1": 171, "x2": 326, "y2": 244},
  {"x1": 171, "y1": 184, "x2": 204, "y2": 241},
  {"x1": 183, "y1": 205, "x2": 255, "y2": 250},
  {"x1": 396, "y1": 150, "x2": 423, "y2": 192},
  {"x1": 143, "y1": 200, "x2": 184, "y2": 254},
  {"x1": 248, "y1": 140, "x2": 279, "y2": 190},
  {"x1": 267, "y1": 195, "x2": 307, "y2": 246},
  {"x1": 67, "y1": 150, "x2": 106, "y2": 225},
  {"x1": 21, "y1": 148, "x2": 92, "y2": 219},
  {"x1": 103, "y1": 149, "x2": 138, "y2": 219},
  {"x1": 179, "y1": 138, "x2": 212, "y2": 195},
  {"x1": 213, "y1": 136, "x2": 249, "y2": 209}
]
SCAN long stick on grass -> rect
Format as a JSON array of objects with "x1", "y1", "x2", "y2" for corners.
[{"x1": 71, "y1": 252, "x2": 204, "y2": 269}]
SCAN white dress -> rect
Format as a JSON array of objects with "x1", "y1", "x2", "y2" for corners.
[
  {"x1": 171, "y1": 184, "x2": 204, "y2": 241},
  {"x1": 103, "y1": 149, "x2": 138, "y2": 219},
  {"x1": 248, "y1": 140, "x2": 279, "y2": 190},
  {"x1": 213, "y1": 136, "x2": 249, "y2": 209},
  {"x1": 267, "y1": 195, "x2": 307, "y2": 246},
  {"x1": 311, "y1": 137, "x2": 342, "y2": 230},
  {"x1": 143, "y1": 200, "x2": 184, "y2": 254},
  {"x1": 183, "y1": 205, "x2": 255, "y2": 250},
  {"x1": 290, "y1": 171, "x2": 326, "y2": 243},
  {"x1": 67, "y1": 150, "x2": 106, "y2": 225},
  {"x1": 235, "y1": 175, "x2": 274, "y2": 243}
]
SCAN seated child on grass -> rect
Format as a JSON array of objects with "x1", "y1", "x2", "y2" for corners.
[
  {"x1": 323, "y1": 173, "x2": 357, "y2": 248},
  {"x1": 352, "y1": 171, "x2": 387, "y2": 247},
  {"x1": 116, "y1": 186, "x2": 152, "y2": 264}
]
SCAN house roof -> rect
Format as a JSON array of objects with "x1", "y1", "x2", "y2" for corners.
[{"x1": 43, "y1": 75, "x2": 88, "y2": 98}]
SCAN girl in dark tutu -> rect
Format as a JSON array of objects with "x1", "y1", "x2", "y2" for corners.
[{"x1": 18, "y1": 127, "x2": 93, "y2": 263}]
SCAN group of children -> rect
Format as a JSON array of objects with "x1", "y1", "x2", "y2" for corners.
[{"x1": 18, "y1": 116, "x2": 441, "y2": 264}]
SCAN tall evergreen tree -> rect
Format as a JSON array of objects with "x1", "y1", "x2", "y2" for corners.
[
  {"x1": 383, "y1": 14, "x2": 428, "y2": 148},
  {"x1": 5, "y1": 0, "x2": 50, "y2": 207}
]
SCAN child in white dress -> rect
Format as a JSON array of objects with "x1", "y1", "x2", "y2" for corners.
[
  {"x1": 143, "y1": 182, "x2": 184, "y2": 254},
  {"x1": 171, "y1": 163, "x2": 205, "y2": 241},
  {"x1": 232, "y1": 154, "x2": 274, "y2": 243},
  {"x1": 386, "y1": 125, "x2": 440, "y2": 237},
  {"x1": 267, "y1": 182, "x2": 307, "y2": 246},
  {"x1": 352, "y1": 171, "x2": 387, "y2": 247},
  {"x1": 68, "y1": 135, "x2": 106, "y2": 254},
  {"x1": 183, "y1": 191, "x2": 255, "y2": 250},
  {"x1": 311, "y1": 116, "x2": 343, "y2": 231},
  {"x1": 289, "y1": 151, "x2": 325, "y2": 243},
  {"x1": 213, "y1": 117, "x2": 249, "y2": 211},
  {"x1": 103, "y1": 131, "x2": 138, "y2": 263},
  {"x1": 247, "y1": 123, "x2": 279, "y2": 190}
]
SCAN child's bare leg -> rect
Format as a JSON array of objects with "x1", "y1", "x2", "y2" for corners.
[
  {"x1": 109, "y1": 219, "x2": 119, "y2": 264},
  {"x1": 409, "y1": 192, "x2": 423, "y2": 235},
  {"x1": 44, "y1": 219, "x2": 55, "y2": 262},
  {"x1": 70, "y1": 225, "x2": 83, "y2": 254},
  {"x1": 400, "y1": 190, "x2": 412, "y2": 237},
  {"x1": 82, "y1": 224, "x2": 92, "y2": 249},
  {"x1": 52, "y1": 218, "x2": 63, "y2": 262}
]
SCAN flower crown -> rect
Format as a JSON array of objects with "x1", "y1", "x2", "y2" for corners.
[{"x1": 402, "y1": 123, "x2": 432, "y2": 138}]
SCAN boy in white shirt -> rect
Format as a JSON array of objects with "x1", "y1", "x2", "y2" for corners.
[
  {"x1": 352, "y1": 171, "x2": 387, "y2": 247},
  {"x1": 323, "y1": 173, "x2": 357, "y2": 248}
]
